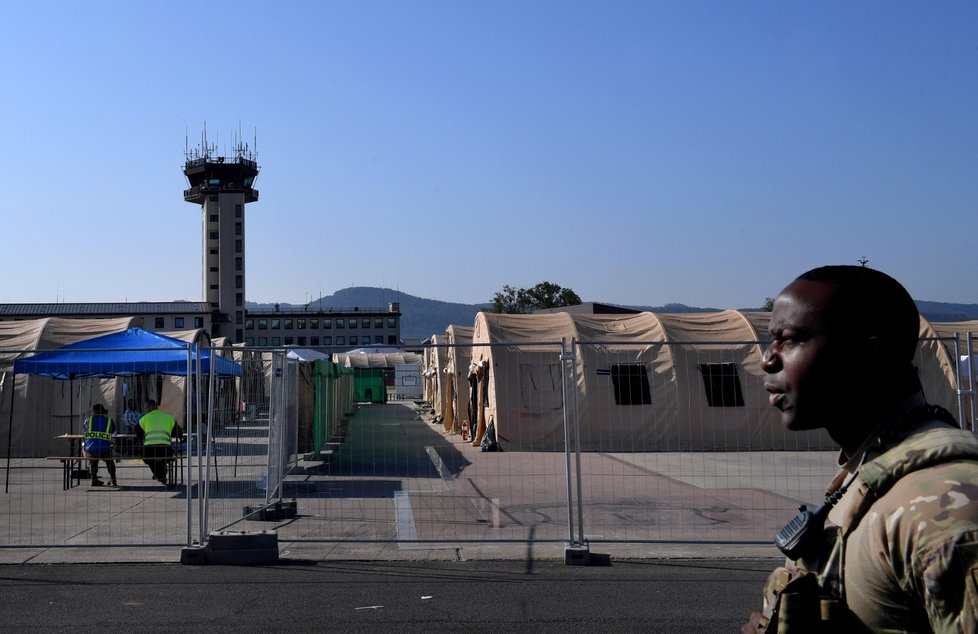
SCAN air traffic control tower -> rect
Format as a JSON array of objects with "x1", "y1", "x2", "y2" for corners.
[{"x1": 183, "y1": 137, "x2": 259, "y2": 343}]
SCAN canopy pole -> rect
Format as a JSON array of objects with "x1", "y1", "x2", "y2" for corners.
[{"x1": 4, "y1": 373, "x2": 14, "y2": 494}]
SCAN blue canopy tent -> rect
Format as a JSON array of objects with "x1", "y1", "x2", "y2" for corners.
[
  {"x1": 5, "y1": 328, "x2": 241, "y2": 493},
  {"x1": 13, "y1": 327, "x2": 242, "y2": 378}
]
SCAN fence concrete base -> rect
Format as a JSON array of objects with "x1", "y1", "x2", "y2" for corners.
[
  {"x1": 564, "y1": 542, "x2": 591, "y2": 566},
  {"x1": 180, "y1": 530, "x2": 279, "y2": 565}
]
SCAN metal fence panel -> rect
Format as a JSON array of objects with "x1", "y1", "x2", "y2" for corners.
[{"x1": 0, "y1": 332, "x2": 970, "y2": 550}]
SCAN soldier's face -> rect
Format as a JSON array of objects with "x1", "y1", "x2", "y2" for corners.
[{"x1": 762, "y1": 280, "x2": 849, "y2": 432}]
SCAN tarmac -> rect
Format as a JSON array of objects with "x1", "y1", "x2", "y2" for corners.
[{"x1": 0, "y1": 401, "x2": 831, "y2": 566}]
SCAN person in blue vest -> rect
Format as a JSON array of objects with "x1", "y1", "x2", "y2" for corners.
[
  {"x1": 136, "y1": 399, "x2": 182, "y2": 488},
  {"x1": 83, "y1": 403, "x2": 117, "y2": 487}
]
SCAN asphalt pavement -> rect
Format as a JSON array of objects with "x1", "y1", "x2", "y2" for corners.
[{"x1": 0, "y1": 558, "x2": 780, "y2": 632}]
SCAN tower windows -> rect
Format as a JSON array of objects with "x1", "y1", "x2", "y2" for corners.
[
  {"x1": 235, "y1": 257, "x2": 242, "y2": 271},
  {"x1": 235, "y1": 222, "x2": 242, "y2": 235},
  {"x1": 235, "y1": 240, "x2": 242, "y2": 253},
  {"x1": 235, "y1": 204, "x2": 242, "y2": 218},
  {"x1": 209, "y1": 231, "x2": 218, "y2": 240}
]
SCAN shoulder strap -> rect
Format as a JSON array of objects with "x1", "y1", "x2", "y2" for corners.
[{"x1": 860, "y1": 426, "x2": 978, "y2": 497}]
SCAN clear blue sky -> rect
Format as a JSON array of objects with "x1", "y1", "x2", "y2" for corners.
[{"x1": 1, "y1": 1, "x2": 975, "y2": 309}]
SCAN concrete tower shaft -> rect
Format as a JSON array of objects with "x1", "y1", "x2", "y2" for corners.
[{"x1": 183, "y1": 149, "x2": 259, "y2": 343}]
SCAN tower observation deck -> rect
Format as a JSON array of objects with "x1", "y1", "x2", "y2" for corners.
[{"x1": 183, "y1": 136, "x2": 260, "y2": 343}]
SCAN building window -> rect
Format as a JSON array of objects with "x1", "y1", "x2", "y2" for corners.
[
  {"x1": 155, "y1": 317, "x2": 165, "y2": 329},
  {"x1": 235, "y1": 222, "x2": 242, "y2": 235},
  {"x1": 298, "y1": 337, "x2": 306, "y2": 346},
  {"x1": 236, "y1": 312, "x2": 243, "y2": 325},
  {"x1": 258, "y1": 319, "x2": 268, "y2": 330},
  {"x1": 297, "y1": 319, "x2": 306, "y2": 330},
  {"x1": 362, "y1": 318, "x2": 370, "y2": 329},
  {"x1": 209, "y1": 248, "x2": 218, "y2": 255},
  {"x1": 336, "y1": 336, "x2": 345, "y2": 345},
  {"x1": 271, "y1": 319, "x2": 280, "y2": 329},
  {"x1": 271, "y1": 337, "x2": 281, "y2": 346},
  {"x1": 235, "y1": 293, "x2": 243, "y2": 307},
  {"x1": 284, "y1": 337, "x2": 294, "y2": 345},
  {"x1": 336, "y1": 319, "x2": 344, "y2": 329},
  {"x1": 175, "y1": 317, "x2": 185, "y2": 328},
  {"x1": 236, "y1": 329, "x2": 243, "y2": 341},
  {"x1": 236, "y1": 275, "x2": 242, "y2": 289},
  {"x1": 246, "y1": 337, "x2": 255, "y2": 346},
  {"x1": 235, "y1": 204, "x2": 242, "y2": 218},
  {"x1": 235, "y1": 257, "x2": 242, "y2": 271},
  {"x1": 610, "y1": 364, "x2": 652, "y2": 406},
  {"x1": 387, "y1": 318, "x2": 396, "y2": 328},
  {"x1": 235, "y1": 239, "x2": 242, "y2": 253},
  {"x1": 245, "y1": 319, "x2": 254, "y2": 329},
  {"x1": 209, "y1": 266, "x2": 218, "y2": 272},
  {"x1": 323, "y1": 319, "x2": 332, "y2": 329},
  {"x1": 310, "y1": 319, "x2": 319, "y2": 329},
  {"x1": 374, "y1": 318, "x2": 383, "y2": 328},
  {"x1": 258, "y1": 337, "x2": 267, "y2": 346},
  {"x1": 348, "y1": 319, "x2": 357, "y2": 329},
  {"x1": 284, "y1": 319, "x2": 293, "y2": 329},
  {"x1": 698, "y1": 363, "x2": 745, "y2": 407},
  {"x1": 209, "y1": 231, "x2": 218, "y2": 240},
  {"x1": 388, "y1": 336, "x2": 397, "y2": 345},
  {"x1": 311, "y1": 337, "x2": 319, "y2": 346},
  {"x1": 209, "y1": 214, "x2": 218, "y2": 222},
  {"x1": 349, "y1": 336, "x2": 358, "y2": 345},
  {"x1": 209, "y1": 284, "x2": 218, "y2": 290},
  {"x1": 323, "y1": 336, "x2": 332, "y2": 345},
  {"x1": 375, "y1": 335, "x2": 385, "y2": 344},
  {"x1": 195, "y1": 317, "x2": 204, "y2": 328}
]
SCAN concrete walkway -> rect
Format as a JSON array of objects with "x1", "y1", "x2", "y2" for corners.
[{"x1": 0, "y1": 401, "x2": 835, "y2": 564}]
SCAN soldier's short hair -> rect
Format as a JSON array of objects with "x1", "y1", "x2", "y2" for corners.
[{"x1": 796, "y1": 265, "x2": 919, "y2": 364}]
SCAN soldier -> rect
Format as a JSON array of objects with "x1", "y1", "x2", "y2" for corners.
[{"x1": 743, "y1": 265, "x2": 978, "y2": 633}]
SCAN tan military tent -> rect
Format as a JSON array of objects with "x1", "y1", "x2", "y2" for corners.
[
  {"x1": 0, "y1": 317, "x2": 140, "y2": 457},
  {"x1": 443, "y1": 324, "x2": 474, "y2": 435},
  {"x1": 468, "y1": 311, "x2": 959, "y2": 452}
]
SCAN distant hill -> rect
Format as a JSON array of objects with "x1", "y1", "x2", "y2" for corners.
[
  {"x1": 249, "y1": 289, "x2": 978, "y2": 341},
  {"x1": 915, "y1": 300, "x2": 978, "y2": 323}
]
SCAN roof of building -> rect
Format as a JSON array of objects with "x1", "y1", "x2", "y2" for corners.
[
  {"x1": 532, "y1": 302, "x2": 641, "y2": 315},
  {"x1": 0, "y1": 302, "x2": 211, "y2": 316}
]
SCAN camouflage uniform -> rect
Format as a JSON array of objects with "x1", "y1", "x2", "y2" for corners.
[{"x1": 759, "y1": 396, "x2": 978, "y2": 633}]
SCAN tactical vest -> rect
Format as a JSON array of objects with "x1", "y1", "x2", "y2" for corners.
[{"x1": 763, "y1": 424, "x2": 978, "y2": 632}]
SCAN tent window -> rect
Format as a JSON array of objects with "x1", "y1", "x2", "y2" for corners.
[
  {"x1": 519, "y1": 363, "x2": 563, "y2": 410},
  {"x1": 698, "y1": 363, "x2": 745, "y2": 407},
  {"x1": 611, "y1": 364, "x2": 652, "y2": 405}
]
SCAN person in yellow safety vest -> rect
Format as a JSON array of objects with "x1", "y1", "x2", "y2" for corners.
[
  {"x1": 83, "y1": 403, "x2": 117, "y2": 487},
  {"x1": 136, "y1": 399, "x2": 182, "y2": 488}
]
